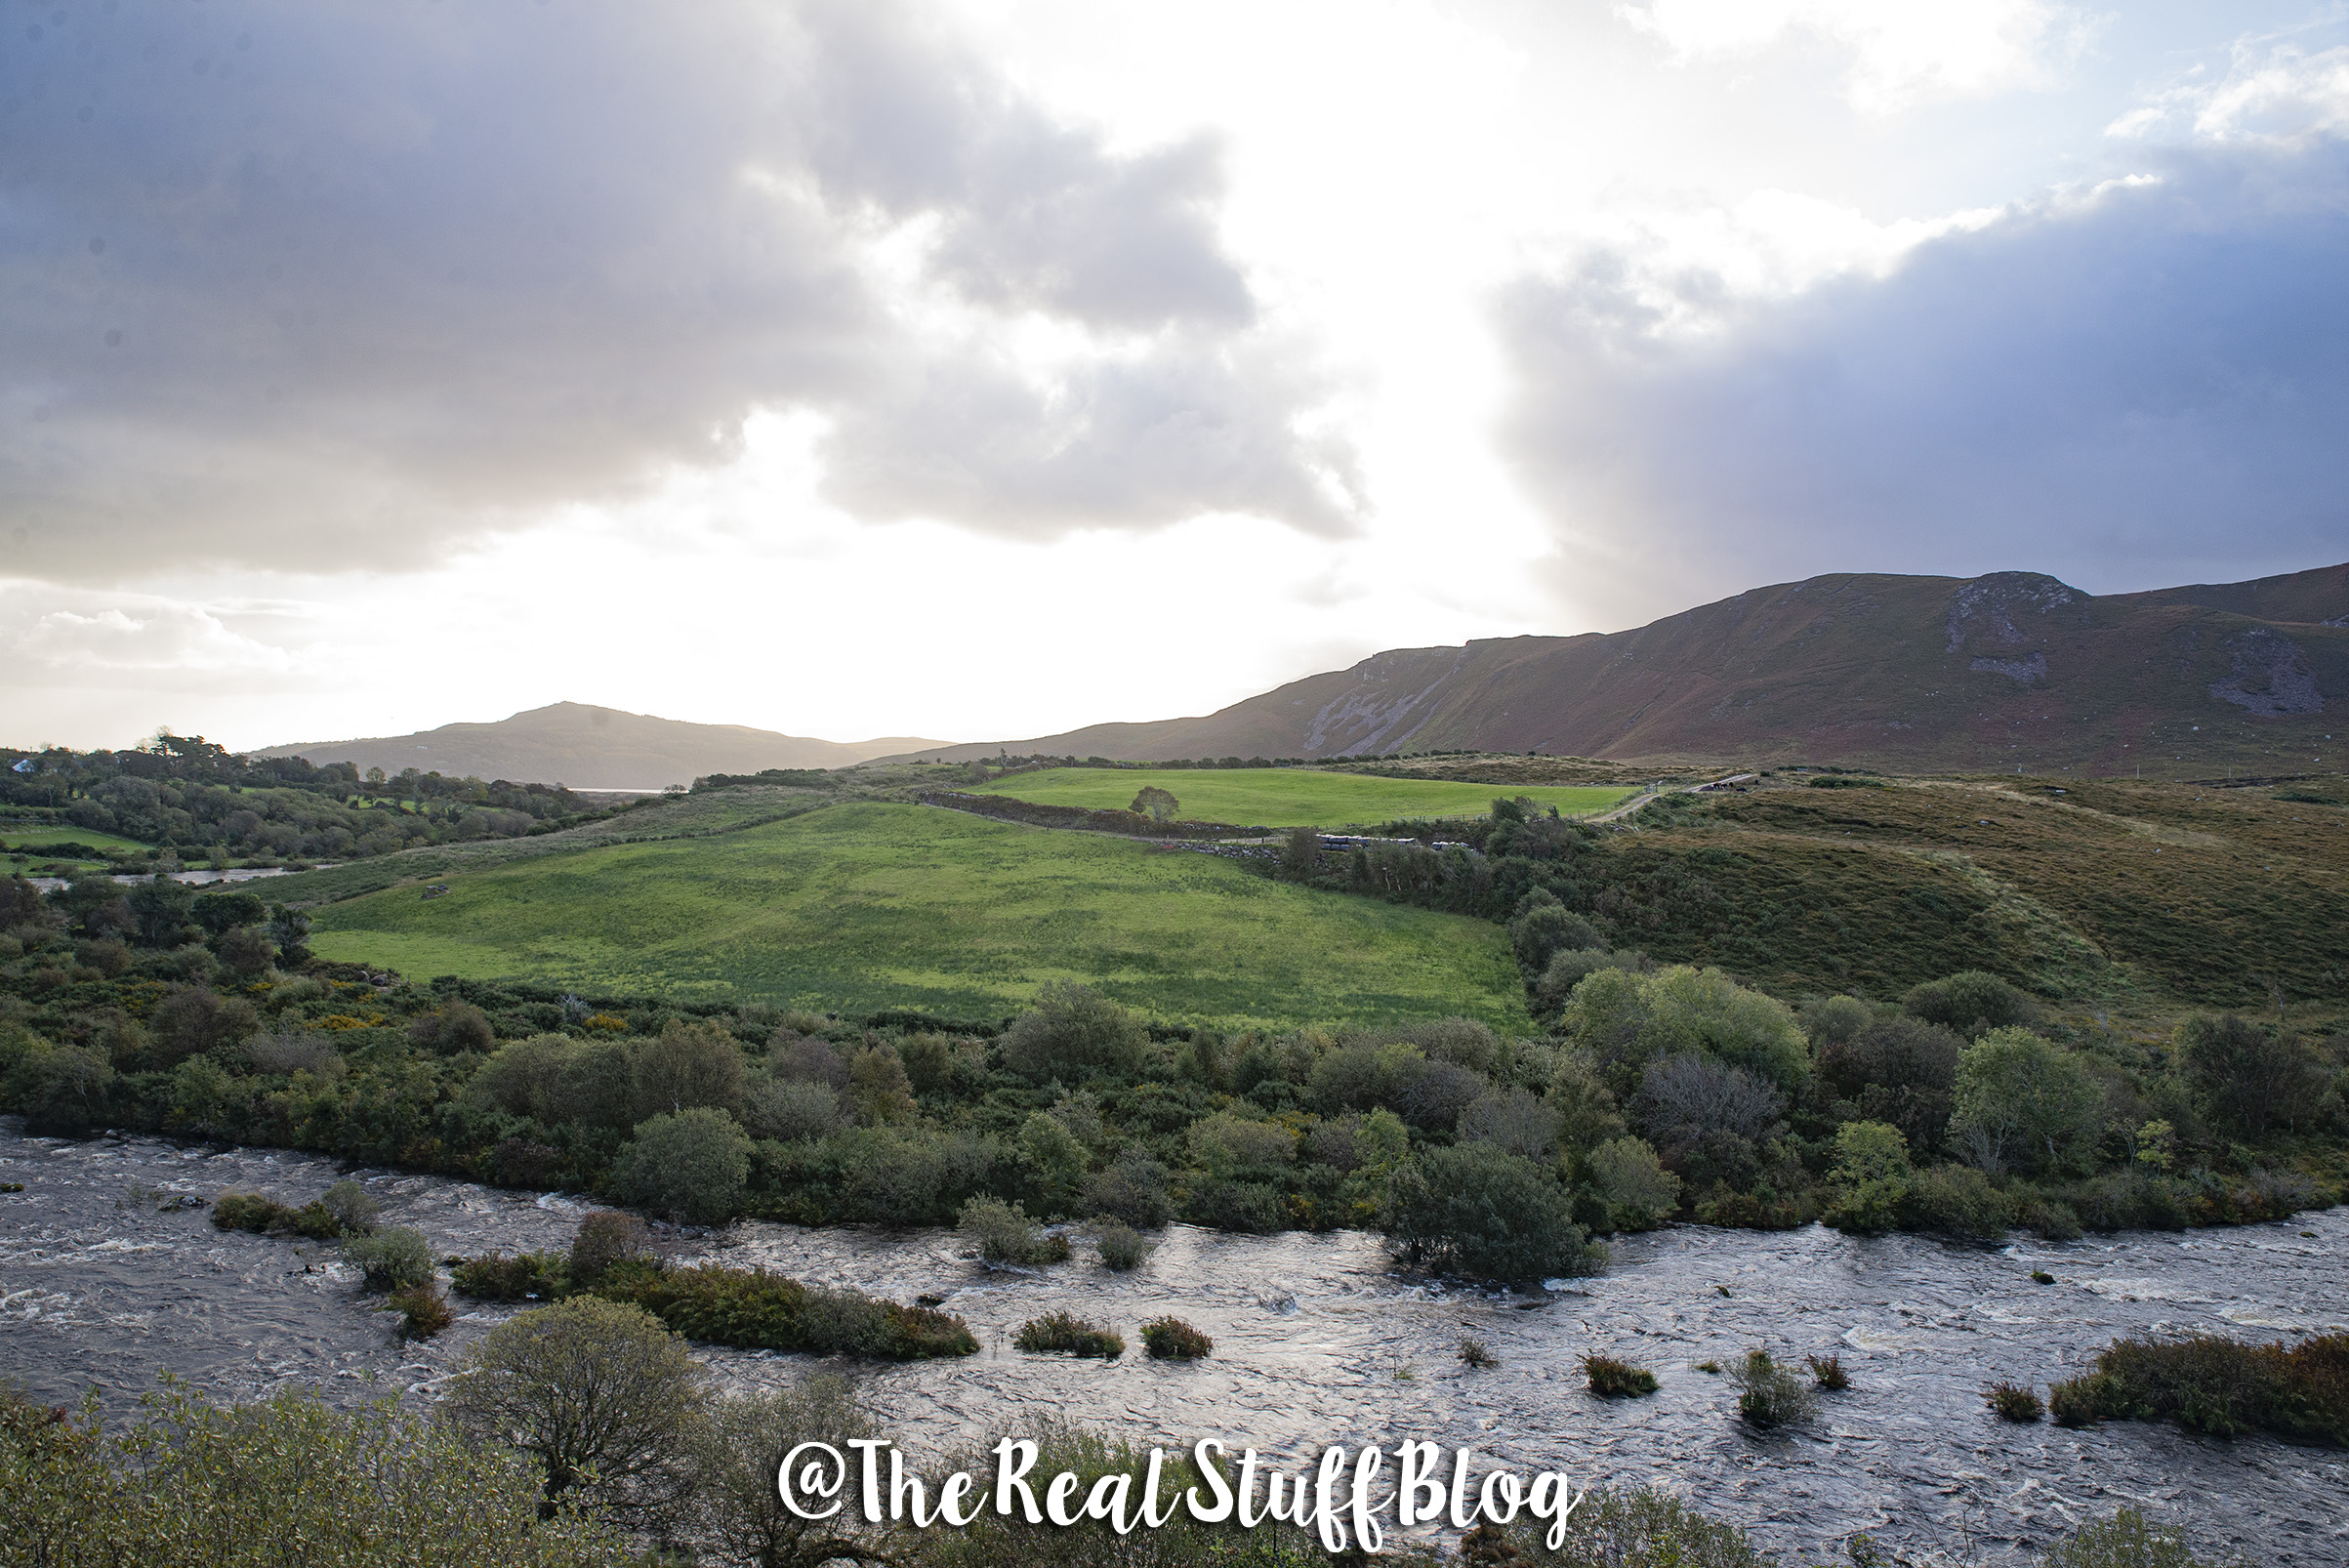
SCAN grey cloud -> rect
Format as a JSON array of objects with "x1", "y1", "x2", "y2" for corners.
[
  {"x1": 0, "y1": 0, "x2": 1334, "y2": 581},
  {"x1": 1497, "y1": 143, "x2": 2349, "y2": 622}
]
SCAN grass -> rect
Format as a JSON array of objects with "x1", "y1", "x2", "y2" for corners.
[
  {"x1": 2, "y1": 825, "x2": 156, "y2": 856},
  {"x1": 1458, "y1": 1336, "x2": 1497, "y2": 1369},
  {"x1": 973, "y1": 767, "x2": 1634, "y2": 828},
  {"x1": 1584, "y1": 1354, "x2": 1659, "y2": 1398},
  {"x1": 307, "y1": 802, "x2": 1533, "y2": 1030}
]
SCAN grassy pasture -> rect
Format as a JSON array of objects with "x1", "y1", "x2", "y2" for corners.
[
  {"x1": 307, "y1": 802, "x2": 1530, "y2": 1029},
  {"x1": 972, "y1": 766, "x2": 1635, "y2": 827}
]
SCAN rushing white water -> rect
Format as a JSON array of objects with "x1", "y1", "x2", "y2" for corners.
[{"x1": 3, "y1": 1121, "x2": 2343, "y2": 1564}]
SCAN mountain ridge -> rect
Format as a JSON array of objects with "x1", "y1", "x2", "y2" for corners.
[
  {"x1": 881, "y1": 561, "x2": 2349, "y2": 776},
  {"x1": 251, "y1": 702, "x2": 947, "y2": 789}
]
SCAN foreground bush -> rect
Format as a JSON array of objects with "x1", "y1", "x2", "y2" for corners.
[
  {"x1": 1014, "y1": 1312, "x2": 1126, "y2": 1357},
  {"x1": 2046, "y1": 1332, "x2": 2349, "y2": 1444},
  {"x1": 2039, "y1": 1506, "x2": 2224, "y2": 1568},
  {"x1": 0, "y1": 1381, "x2": 626, "y2": 1565},
  {"x1": 1142, "y1": 1317, "x2": 1213, "y2": 1359},
  {"x1": 443, "y1": 1297, "x2": 702, "y2": 1527},
  {"x1": 679, "y1": 1374, "x2": 888, "y2": 1568},
  {"x1": 1583, "y1": 1354, "x2": 1658, "y2": 1398},
  {"x1": 1497, "y1": 1483, "x2": 1769, "y2": 1566},
  {"x1": 1094, "y1": 1220, "x2": 1154, "y2": 1271},
  {"x1": 593, "y1": 1261, "x2": 979, "y2": 1360}
]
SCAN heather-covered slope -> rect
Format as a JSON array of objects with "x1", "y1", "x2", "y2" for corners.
[{"x1": 888, "y1": 563, "x2": 2348, "y2": 774}]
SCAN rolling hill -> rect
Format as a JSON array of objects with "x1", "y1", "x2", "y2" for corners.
[
  {"x1": 884, "y1": 562, "x2": 2349, "y2": 776},
  {"x1": 250, "y1": 702, "x2": 948, "y2": 789}
]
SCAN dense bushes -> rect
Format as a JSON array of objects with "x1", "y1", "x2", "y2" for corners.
[
  {"x1": 1141, "y1": 1317, "x2": 1213, "y2": 1359},
  {"x1": 593, "y1": 1262, "x2": 979, "y2": 1360},
  {"x1": 2047, "y1": 1332, "x2": 2349, "y2": 1445},
  {"x1": 1014, "y1": 1312, "x2": 1126, "y2": 1357},
  {"x1": 1384, "y1": 1142, "x2": 1605, "y2": 1282}
]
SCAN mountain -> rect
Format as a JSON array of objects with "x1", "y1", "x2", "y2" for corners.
[
  {"x1": 883, "y1": 562, "x2": 2349, "y2": 775},
  {"x1": 252, "y1": 702, "x2": 949, "y2": 789}
]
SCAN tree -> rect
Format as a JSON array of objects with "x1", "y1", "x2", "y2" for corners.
[
  {"x1": 148, "y1": 985, "x2": 258, "y2": 1066},
  {"x1": 1508, "y1": 902, "x2": 1605, "y2": 977},
  {"x1": 1130, "y1": 785, "x2": 1179, "y2": 824},
  {"x1": 845, "y1": 1042, "x2": 916, "y2": 1124},
  {"x1": 1816, "y1": 1015, "x2": 1962, "y2": 1155},
  {"x1": 191, "y1": 887, "x2": 268, "y2": 936},
  {"x1": 1382, "y1": 1141, "x2": 1604, "y2": 1282},
  {"x1": 1558, "y1": 965, "x2": 1809, "y2": 1094},
  {"x1": 611, "y1": 1107, "x2": 752, "y2": 1225},
  {"x1": 1823, "y1": 1121, "x2": 1912, "y2": 1235},
  {"x1": 442, "y1": 1298, "x2": 703, "y2": 1525},
  {"x1": 1904, "y1": 970, "x2": 2035, "y2": 1038},
  {"x1": 125, "y1": 877, "x2": 196, "y2": 948},
  {"x1": 1277, "y1": 824, "x2": 1322, "y2": 880},
  {"x1": 683, "y1": 1376, "x2": 887, "y2": 1568},
  {"x1": 631, "y1": 1018, "x2": 748, "y2": 1122},
  {"x1": 1950, "y1": 1027, "x2": 2104, "y2": 1176},
  {"x1": 1587, "y1": 1136, "x2": 1681, "y2": 1230},
  {"x1": 266, "y1": 904, "x2": 311, "y2": 966},
  {"x1": 2174, "y1": 1012, "x2": 2325, "y2": 1138},
  {"x1": 1000, "y1": 981, "x2": 1146, "y2": 1083}
]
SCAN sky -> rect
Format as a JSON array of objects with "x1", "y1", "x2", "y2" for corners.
[{"x1": 5, "y1": 0, "x2": 2347, "y2": 752}]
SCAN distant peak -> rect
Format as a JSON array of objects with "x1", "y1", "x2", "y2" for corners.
[{"x1": 1945, "y1": 571, "x2": 2083, "y2": 652}]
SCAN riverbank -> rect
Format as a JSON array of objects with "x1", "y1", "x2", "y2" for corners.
[{"x1": 4, "y1": 1122, "x2": 2341, "y2": 1563}]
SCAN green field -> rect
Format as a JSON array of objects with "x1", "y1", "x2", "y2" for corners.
[
  {"x1": 3, "y1": 824, "x2": 154, "y2": 856},
  {"x1": 972, "y1": 767, "x2": 1634, "y2": 827},
  {"x1": 307, "y1": 802, "x2": 1530, "y2": 1029}
]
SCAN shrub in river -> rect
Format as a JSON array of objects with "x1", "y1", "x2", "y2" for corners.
[
  {"x1": 1014, "y1": 1312, "x2": 1126, "y2": 1358},
  {"x1": 2032, "y1": 1269, "x2": 2057, "y2": 1285},
  {"x1": 343, "y1": 1226, "x2": 434, "y2": 1292},
  {"x1": 1897, "y1": 1163, "x2": 2009, "y2": 1241},
  {"x1": 568, "y1": 1211, "x2": 653, "y2": 1287},
  {"x1": 1140, "y1": 1317, "x2": 1213, "y2": 1360},
  {"x1": 1093, "y1": 1219, "x2": 1154, "y2": 1271},
  {"x1": 1728, "y1": 1349, "x2": 1818, "y2": 1428},
  {"x1": 592, "y1": 1262, "x2": 977, "y2": 1360},
  {"x1": 1459, "y1": 1336, "x2": 1498, "y2": 1369},
  {"x1": 2055, "y1": 1331, "x2": 2349, "y2": 1444},
  {"x1": 1987, "y1": 1382, "x2": 2044, "y2": 1423},
  {"x1": 386, "y1": 1281, "x2": 453, "y2": 1341},
  {"x1": 451, "y1": 1252, "x2": 566, "y2": 1302},
  {"x1": 1583, "y1": 1354, "x2": 1659, "y2": 1398},
  {"x1": 211, "y1": 1192, "x2": 342, "y2": 1239},
  {"x1": 2040, "y1": 1506, "x2": 2222, "y2": 1568},
  {"x1": 1382, "y1": 1141, "x2": 1605, "y2": 1283},
  {"x1": 1806, "y1": 1353, "x2": 1851, "y2": 1391},
  {"x1": 319, "y1": 1179, "x2": 381, "y2": 1236},
  {"x1": 957, "y1": 1195, "x2": 1068, "y2": 1266}
]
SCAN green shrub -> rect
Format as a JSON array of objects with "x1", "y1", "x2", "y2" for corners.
[
  {"x1": 1497, "y1": 1484, "x2": 1769, "y2": 1566},
  {"x1": 2049, "y1": 1371, "x2": 2126, "y2": 1428},
  {"x1": 1823, "y1": 1121, "x2": 1911, "y2": 1235},
  {"x1": 1000, "y1": 982, "x2": 1146, "y2": 1083},
  {"x1": 957, "y1": 1196, "x2": 1068, "y2": 1266},
  {"x1": 1014, "y1": 1312, "x2": 1125, "y2": 1358},
  {"x1": 1899, "y1": 1163, "x2": 2010, "y2": 1241},
  {"x1": 1729, "y1": 1349, "x2": 1817, "y2": 1427},
  {"x1": 2040, "y1": 1507, "x2": 2220, "y2": 1568},
  {"x1": 591, "y1": 1262, "x2": 977, "y2": 1360},
  {"x1": 2066, "y1": 1331, "x2": 2349, "y2": 1444},
  {"x1": 1459, "y1": 1337, "x2": 1498, "y2": 1369},
  {"x1": 343, "y1": 1227, "x2": 434, "y2": 1292},
  {"x1": 1584, "y1": 1354, "x2": 1659, "y2": 1398},
  {"x1": 451, "y1": 1252, "x2": 565, "y2": 1302},
  {"x1": 568, "y1": 1211, "x2": 652, "y2": 1287},
  {"x1": 1987, "y1": 1382, "x2": 2043, "y2": 1423},
  {"x1": 0, "y1": 1382, "x2": 628, "y2": 1566},
  {"x1": 1382, "y1": 1141, "x2": 1604, "y2": 1283},
  {"x1": 319, "y1": 1179, "x2": 382, "y2": 1236},
  {"x1": 1806, "y1": 1353, "x2": 1850, "y2": 1390},
  {"x1": 210, "y1": 1192, "x2": 343, "y2": 1239},
  {"x1": 386, "y1": 1282, "x2": 453, "y2": 1341},
  {"x1": 611, "y1": 1107, "x2": 751, "y2": 1226},
  {"x1": 1093, "y1": 1220, "x2": 1153, "y2": 1271},
  {"x1": 1141, "y1": 1317, "x2": 1213, "y2": 1360}
]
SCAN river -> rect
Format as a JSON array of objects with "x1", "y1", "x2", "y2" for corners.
[{"x1": 3, "y1": 1121, "x2": 2342, "y2": 1564}]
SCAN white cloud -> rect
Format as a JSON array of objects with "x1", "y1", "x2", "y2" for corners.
[
  {"x1": 1618, "y1": 0, "x2": 2086, "y2": 114},
  {"x1": 2111, "y1": 40, "x2": 2349, "y2": 146}
]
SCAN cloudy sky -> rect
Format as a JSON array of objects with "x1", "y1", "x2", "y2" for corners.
[{"x1": 6, "y1": 0, "x2": 2346, "y2": 752}]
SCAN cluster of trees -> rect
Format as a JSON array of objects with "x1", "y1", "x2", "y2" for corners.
[
  {"x1": 5, "y1": 852, "x2": 2341, "y2": 1283},
  {"x1": 3, "y1": 734, "x2": 604, "y2": 865}
]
